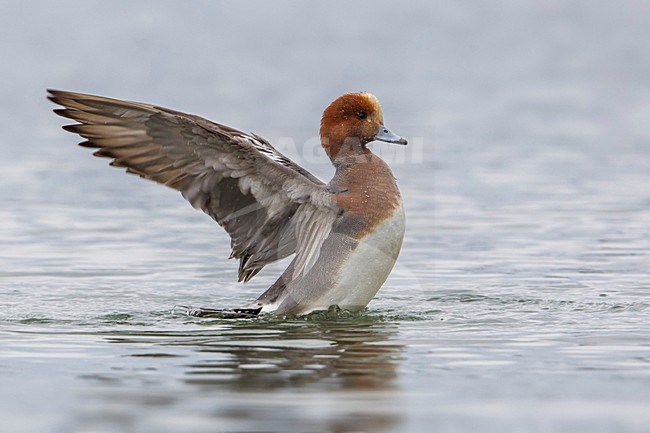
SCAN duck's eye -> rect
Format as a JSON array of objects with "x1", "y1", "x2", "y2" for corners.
[{"x1": 356, "y1": 112, "x2": 366, "y2": 119}]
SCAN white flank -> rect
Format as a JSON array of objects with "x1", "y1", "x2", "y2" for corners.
[{"x1": 308, "y1": 201, "x2": 406, "y2": 312}]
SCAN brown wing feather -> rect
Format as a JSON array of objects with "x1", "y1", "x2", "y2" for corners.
[{"x1": 48, "y1": 89, "x2": 336, "y2": 282}]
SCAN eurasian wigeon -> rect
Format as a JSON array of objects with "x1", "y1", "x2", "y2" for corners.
[{"x1": 48, "y1": 90, "x2": 407, "y2": 317}]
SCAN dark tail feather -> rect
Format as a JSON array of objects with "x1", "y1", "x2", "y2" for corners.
[{"x1": 172, "y1": 305, "x2": 262, "y2": 318}]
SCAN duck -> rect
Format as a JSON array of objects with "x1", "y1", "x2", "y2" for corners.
[{"x1": 48, "y1": 90, "x2": 407, "y2": 317}]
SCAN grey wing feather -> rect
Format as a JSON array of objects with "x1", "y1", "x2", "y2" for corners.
[{"x1": 48, "y1": 89, "x2": 338, "y2": 282}]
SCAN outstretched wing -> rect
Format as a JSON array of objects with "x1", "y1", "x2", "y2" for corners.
[{"x1": 48, "y1": 89, "x2": 338, "y2": 282}]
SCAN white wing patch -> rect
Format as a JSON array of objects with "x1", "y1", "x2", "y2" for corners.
[{"x1": 243, "y1": 133, "x2": 293, "y2": 167}]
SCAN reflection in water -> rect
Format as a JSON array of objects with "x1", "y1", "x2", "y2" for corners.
[
  {"x1": 93, "y1": 313, "x2": 405, "y2": 432},
  {"x1": 184, "y1": 316, "x2": 402, "y2": 391}
]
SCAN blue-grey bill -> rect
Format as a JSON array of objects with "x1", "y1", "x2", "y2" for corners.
[{"x1": 374, "y1": 124, "x2": 408, "y2": 145}]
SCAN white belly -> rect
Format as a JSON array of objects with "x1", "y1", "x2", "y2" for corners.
[{"x1": 316, "y1": 203, "x2": 406, "y2": 311}]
